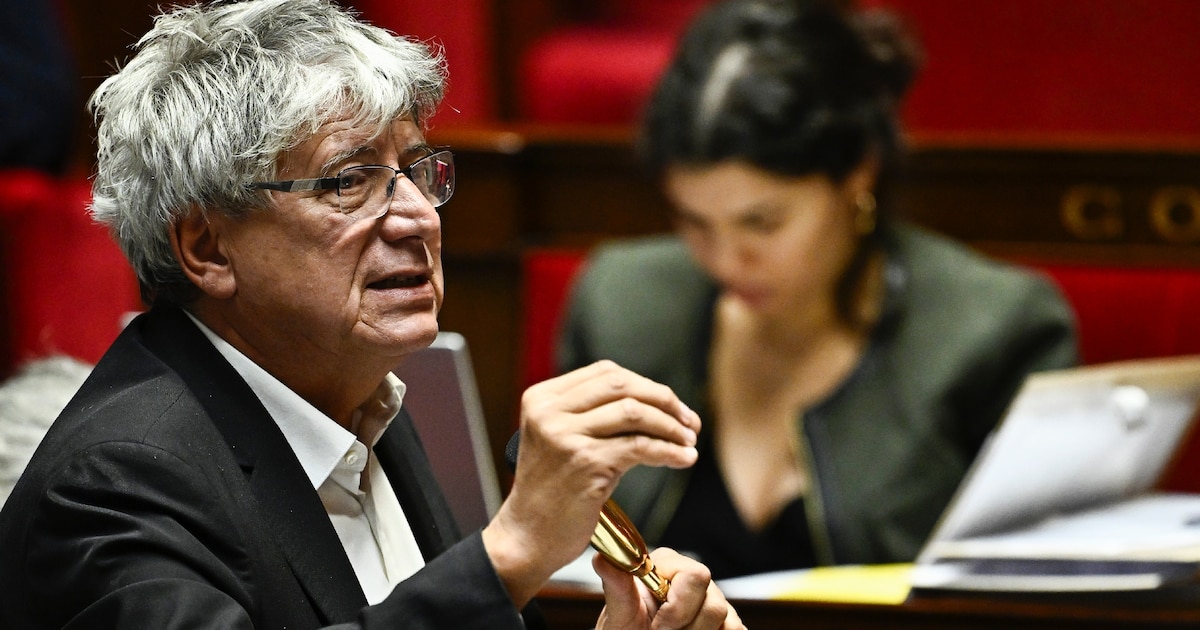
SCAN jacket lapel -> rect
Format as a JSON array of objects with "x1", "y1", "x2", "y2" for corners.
[
  {"x1": 138, "y1": 307, "x2": 366, "y2": 624},
  {"x1": 376, "y1": 408, "x2": 464, "y2": 559}
]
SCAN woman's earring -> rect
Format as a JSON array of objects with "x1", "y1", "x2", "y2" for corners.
[{"x1": 855, "y1": 192, "x2": 877, "y2": 235}]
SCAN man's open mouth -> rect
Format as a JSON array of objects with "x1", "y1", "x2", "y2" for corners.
[{"x1": 368, "y1": 274, "x2": 426, "y2": 290}]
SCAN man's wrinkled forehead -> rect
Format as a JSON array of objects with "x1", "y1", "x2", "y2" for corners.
[{"x1": 278, "y1": 116, "x2": 426, "y2": 178}]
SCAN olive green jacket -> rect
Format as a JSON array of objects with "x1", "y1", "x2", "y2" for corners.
[{"x1": 556, "y1": 223, "x2": 1078, "y2": 566}]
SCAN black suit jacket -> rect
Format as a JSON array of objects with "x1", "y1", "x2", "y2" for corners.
[{"x1": 0, "y1": 307, "x2": 534, "y2": 629}]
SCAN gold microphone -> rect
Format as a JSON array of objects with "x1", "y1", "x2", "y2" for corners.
[
  {"x1": 591, "y1": 498, "x2": 670, "y2": 601},
  {"x1": 505, "y1": 432, "x2": 670, "y2": 602}
]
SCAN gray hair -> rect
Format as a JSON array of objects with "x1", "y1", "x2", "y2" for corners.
[
  {"x1": 89, "y1": 0, "x2": 447, "y2": 305},
  {"x1": 0, "y1": 356, "x2": 93, "y2": 505}
]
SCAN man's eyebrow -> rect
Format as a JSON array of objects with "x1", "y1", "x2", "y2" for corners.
[
  {"x1": 404, "y1": 142, "x2": 435, "y2": 159},
  {"x1": 318, "y1": 142, "x2": 435, "y2": 176},
  {"x1": 319, "y1": 145, "x2": 374, "y2": 177}
]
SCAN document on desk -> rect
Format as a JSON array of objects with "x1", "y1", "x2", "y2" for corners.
[
  {"x1": 912, "y1": 356, "x2": 1200, "y2": 593},
  {"x1": 926, "y1": 494, "x2": 1200, "y2": 562},
  {"x1": 549, "y1": 553, "x2": 915, "y2": 604},
  {"x1": 717, "y1": 564, "x2": 913, "y2": 604}
]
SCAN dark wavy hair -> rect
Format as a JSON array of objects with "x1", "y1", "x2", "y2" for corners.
[{"x1": 640, "y1": 0, "x2": 923, "y2": 324}]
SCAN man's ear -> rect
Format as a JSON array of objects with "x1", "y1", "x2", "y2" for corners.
[{"x1": 169, "y1": 207, "x2": 236, "y2": 299}]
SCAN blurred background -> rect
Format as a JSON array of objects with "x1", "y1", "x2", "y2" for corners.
[{"x1": 3, "y1": 0, "x2": 1199, "y2": 481}]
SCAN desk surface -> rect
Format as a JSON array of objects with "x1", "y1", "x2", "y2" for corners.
[{"x1": 535, "y1": 583, "x2": 1200, "y2": 629}]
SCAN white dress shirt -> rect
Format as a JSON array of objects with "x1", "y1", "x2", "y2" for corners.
[{"x1": 188, "y1": 314, "x2": 425, "y2": 604}]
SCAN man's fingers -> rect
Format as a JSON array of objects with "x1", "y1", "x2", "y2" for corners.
[
  {"x1": 594, "y1": 551, "x2": 655, "y2": 628},
  {"x1": 522, "y1": 365, "x2": 699, "y2": 450},
  {"x1": 722, "y1": 604, "x2": 745, "y2": 629},
  {"x1": 648, "y1": 548, "x2": 710, "y2": 628},
  {"x1": 646, "y1": 548, "x2": 745, "y2": 630},
  {"x1": 527, "y1": 360, "x2": 701, "y2": 434},
  {"x1": 526, "y1": 359, "x2": 634, "y2": 399},
  {"x1": 583, "y1": 397, "x2": 697, "y2": 446},
  {"x1": 584, "y1": 432, "x2": 699, "y2": 473}
]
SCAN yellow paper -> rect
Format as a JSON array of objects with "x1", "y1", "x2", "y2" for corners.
[{"x1": 775, "y1": 563, "x2": 912, "y2": 604}]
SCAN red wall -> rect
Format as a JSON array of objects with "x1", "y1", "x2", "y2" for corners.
[{"x1": 880, "y1": 0, "x2": 1200, "y2": 142}]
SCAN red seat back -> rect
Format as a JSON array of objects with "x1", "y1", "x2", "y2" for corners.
[
  {"x1": 519, "y1": 249, "x2": 588, "y2": 391},
  {"x1": 1036, "y1": 264, "x2": 1200, "y2": 365},
  {"x1": 0, "y1": 170, "x2": 141, "y2": 376},
  {"x1": 353, "y1": 0, "x2": 497, "y2": 125}
]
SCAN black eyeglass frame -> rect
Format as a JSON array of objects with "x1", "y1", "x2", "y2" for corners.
[{"x1": 248, "y1": 149, "x2": 455, "y2": 216}]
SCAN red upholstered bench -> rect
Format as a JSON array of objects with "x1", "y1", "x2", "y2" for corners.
[
  {"x1": 515, "y1": 0, "x2": 1200, "y2": 139},
  {"x1": 0, "y1": 170, "x2": 141, "y2": 377},
  {"x1": 517, "y1": 0, "x2": 711, "y2": 124},
  {"x1": 519, "y1": 248, "x2": 1200, "y2": 489},
  {"x1": 520, "y1": 26, "x2": 686, "y2": 125}
]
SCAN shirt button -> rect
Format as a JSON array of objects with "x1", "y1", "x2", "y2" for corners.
[{"x1": 345, "y1": 452, "x2": 361, "y2": 466}]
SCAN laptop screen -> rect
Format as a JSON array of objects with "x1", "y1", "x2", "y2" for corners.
[
  {"x1": 920, "y1": 355, "x2": 1200, "y2": 554},
  {"x1": 393, "y1": 332, "x2": 502, "y2": 534}
]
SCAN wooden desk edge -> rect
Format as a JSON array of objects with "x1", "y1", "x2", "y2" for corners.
[{"x1": 535, "y1": 581, "x2": 1200, "y2": 629}]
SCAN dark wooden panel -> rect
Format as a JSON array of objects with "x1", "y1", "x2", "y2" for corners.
[
  {"x1": 522, "y1": 141, "x2": 672, "y2": 243},
  {"x1": 436, "y1": 256, "x2": 520, "y2": 487},
  {"x1": 58, "y1": 0, "x2": 179, "y2": 171},
  {"x1": 440, "y1": 134, "x2": 527, "y2": 256},
  {"x1": 898, "y1": 145, "x2": 1200, "y2": 261},
  {"x1": 435, "y1": 127, "x2": 1200, "y2": 260}
]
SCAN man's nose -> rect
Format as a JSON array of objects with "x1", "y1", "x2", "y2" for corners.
[{"x1": 378, "y1": 177, "x2": 440, "y2": 235}]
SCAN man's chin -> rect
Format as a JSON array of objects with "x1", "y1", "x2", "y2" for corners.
[{"x1": 383, "y1": 321, "x2": 441, "y2": 356}]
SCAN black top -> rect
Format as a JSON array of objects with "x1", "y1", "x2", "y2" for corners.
[{"x1": 659, "y1": 442, "x2": 818, "y2": 579}]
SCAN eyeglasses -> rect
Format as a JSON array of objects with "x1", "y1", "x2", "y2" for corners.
[{"x1": 249, "y1": 150, "x2": 455, "y2": 220}]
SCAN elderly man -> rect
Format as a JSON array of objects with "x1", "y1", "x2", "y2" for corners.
[{"x1": 0, "y1": 1, "x2": 743, "y2": 628}]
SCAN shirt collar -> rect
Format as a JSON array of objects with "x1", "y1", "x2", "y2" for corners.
[{"x1": 183, "y1": 312, "x2": 406, "y2": 490}]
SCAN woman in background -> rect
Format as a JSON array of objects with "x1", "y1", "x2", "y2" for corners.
[{"x1": 557, "y1": 0, "x2": 1077, "y2": 579}]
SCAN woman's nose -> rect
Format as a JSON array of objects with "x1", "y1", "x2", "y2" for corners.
[{"x1": 704, "y1": 235, "x2": 751, "y2": 283}]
